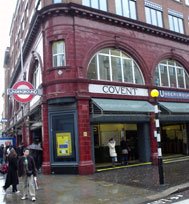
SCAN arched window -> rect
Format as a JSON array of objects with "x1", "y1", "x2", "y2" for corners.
[
  {"x1": 154, "y1": 59, "x2": 189, "y2": 89},
  {"x1": 87, "y1": 48, "x2": 144, "y2": 84}
]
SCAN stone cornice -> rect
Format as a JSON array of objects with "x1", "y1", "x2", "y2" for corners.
[
  {"x1": 9, "y1": 3, "x2": 189, "y2": 87},
  {"x1": 40, "y1": 3, "x2": 189, "y2": 43}
]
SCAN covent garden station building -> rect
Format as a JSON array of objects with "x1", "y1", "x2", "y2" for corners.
[{"x1": 3, "y1": 1, "x2": 189, "y2": 175}]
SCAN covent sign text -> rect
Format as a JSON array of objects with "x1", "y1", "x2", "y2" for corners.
[{"x1": 89, "y1": 84, "x2": 148, "y2": 96}]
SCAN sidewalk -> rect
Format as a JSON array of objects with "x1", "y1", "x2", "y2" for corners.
[{"x1": 0, "y1": 158, "x2": 189, "y2": 204}]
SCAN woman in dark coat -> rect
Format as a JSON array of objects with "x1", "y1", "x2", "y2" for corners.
[{"x1": 3, "y1": 148, "x2": 19, "y2": 193}]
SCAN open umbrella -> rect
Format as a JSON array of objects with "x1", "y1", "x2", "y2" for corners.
[{"x1": 27, "y1": 143, "x2": 43, "y2": 151}]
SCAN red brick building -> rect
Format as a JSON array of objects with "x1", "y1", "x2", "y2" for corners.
[{"x1": 3, "y1": 0, "x2": 189, "y2": 174}]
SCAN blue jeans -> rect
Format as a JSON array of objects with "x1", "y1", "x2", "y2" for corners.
[
  {"x1": 121, "y1": 154, "x2": 128, "y2": 165},
  {"x1": 111, "y1": 156, "x2": 117, "y2": 165}
]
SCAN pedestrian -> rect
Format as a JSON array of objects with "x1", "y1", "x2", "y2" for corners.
[
  {"x1": 18, "y1": 148, "x2": 37, "y2": 202},
  {"x1": 0, "y1": 144, "x2": 4, "y2": 164},
  {"x1": 107, "y1": 138, "x2": 117, "y2": 167},
  {"x1": 16, "y1": 143, "x2": 25, "y2": 158},
  {"x1": 120, "y1": 137, "x2": 129, "y2": 165},
  {"x1": 3, "y1": 148, "x2": 19, "y2": 193}
]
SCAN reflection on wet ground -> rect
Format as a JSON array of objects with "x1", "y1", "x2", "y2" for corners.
[
  {"x1": 0, "y1": 160, "x2": 188, "y2": 204},
  {"x1": 92, "y1": 160, "x2": 189, "y2": 191}
]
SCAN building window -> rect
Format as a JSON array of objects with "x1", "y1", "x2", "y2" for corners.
[
  {"x1": 32, "y1": 61, "x2": 42, "y2": 89},
  {"x1": 154, "y1": 60, "x2": 189, "y2": 89},
  {"x1": 115, "y1": 0, "x2": 137, "y2": 20},
  {"x1": 168, "y1": 10, "x2": 184, "y2": 33},
  {"x1": 52, "y1": 41, "x2": 65, "y2": 67},
  {"x1": 87, "y1": 48, "x2": 144, "y2": 84},
  {"x1": 145, "y1": 1, "x2": 163, "y2": 27},
  {"x1": 145, "y1": 7, "x2": 163, "y2": 27},
  {"x1": 82, "y1": 0, "x2": 107, "y2": 11},
  {"x1": 186, "y1": 0, "x2": 189, "y2": 5},
  {"x1": 53, "y1": 0, "x2": 62, "y2": 3}
]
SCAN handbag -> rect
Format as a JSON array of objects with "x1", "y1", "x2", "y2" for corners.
[{"x1": 0, "y1": 163, "x2": 8, "y2": 174}]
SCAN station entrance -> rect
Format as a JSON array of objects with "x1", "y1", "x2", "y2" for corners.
[
  {"x1": 93, "y1": 123, "x2": 148, "y2": 168},
  {"x1": 161, "y1": 123, "x2": 189, "y2": 156}
]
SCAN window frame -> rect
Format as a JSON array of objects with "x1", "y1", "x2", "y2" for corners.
[
  {"x1": 52, "y1": 41, "x2": 66, "y2": 68},
  {"x1": 155, "y1": 60, "x2": 189, "y2": 89},
  {"x1": 186, "y1": 0, "x2": 189, "y2": 5},
  {"x1": 168, "y1": 10, "x2": 184, "y2": 34},
  {"x1": 145, "y1": 6, "x2": 163, "y2": 27},
  {"x1": 82, "y1": 0, "x2": 107, "y2": 11},
  {"x1": 115, "y1": 0, "x2": 137, "y2": 20},
  {"x1": 53, "y1": 0, "x2": 62, "y2": 3},
  {"x1": 87, "y1": 48, "x2": 145, "y2": 85}
]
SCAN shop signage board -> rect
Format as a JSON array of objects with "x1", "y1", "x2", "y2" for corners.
[
  {"x1": 89, "y1": 84, "x2": 148, "y2": 96},
  {"x1": 7, "y1": 81, "x2": 41, "y2": 103},
  {"x1": 159, "y1": 90, "x2": 189, "y2": 99}
]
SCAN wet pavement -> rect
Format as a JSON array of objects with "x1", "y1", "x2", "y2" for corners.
[{"x1": 0, "y1": 158, "x2": 189, "y2": 204}]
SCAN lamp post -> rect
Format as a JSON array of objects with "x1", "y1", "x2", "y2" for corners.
[{"x1": 150, "y1": 89, "x2": 164, "y2": 185}]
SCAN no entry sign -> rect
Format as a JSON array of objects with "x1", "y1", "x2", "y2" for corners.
[{"x1": 7, "y1": 81, "x2": 39, "y2": 103}]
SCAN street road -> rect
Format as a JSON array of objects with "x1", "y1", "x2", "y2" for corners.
[{"x1": 146, "y1": 189, "x2": 189, "y2": 204}]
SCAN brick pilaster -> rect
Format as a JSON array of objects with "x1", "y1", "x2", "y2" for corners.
[
  {"x1": 41, "y1": 103, "x2": 51, "y2": 174},
  {"x1": 77, "y1": 99, "x2": 94, "y2": 174}
]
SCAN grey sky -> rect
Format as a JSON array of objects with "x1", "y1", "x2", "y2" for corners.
[{"x1": 0, "y1": 1, "x2": 17, "y2": 116}]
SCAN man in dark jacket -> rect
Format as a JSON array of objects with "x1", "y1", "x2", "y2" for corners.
[{"x1": 18, "y1": 148, "x2": 37, "y2": 202}]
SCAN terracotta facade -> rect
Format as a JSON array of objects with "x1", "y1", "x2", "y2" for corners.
[{"x1": 3, "y1": 1, "x2": 189, "y2": 174}]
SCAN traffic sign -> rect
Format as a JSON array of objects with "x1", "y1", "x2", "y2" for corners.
[{"x1": 7, "y1": 81, "x2": 38, "y2": 103}]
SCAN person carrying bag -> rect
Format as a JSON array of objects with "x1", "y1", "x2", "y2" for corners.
[{"x1": 18, "y1": 148, "x2": 37, "y2": 202}]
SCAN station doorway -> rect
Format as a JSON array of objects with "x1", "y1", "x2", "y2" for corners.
[
  {"x1": 92, "y1": 123, "x2": 150, "y2": 168},
  {"x1": 161, "y1": 123, "x2": 189, "y2": 156}
]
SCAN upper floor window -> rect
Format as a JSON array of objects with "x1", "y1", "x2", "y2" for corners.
[
  {"x1": 145, "y1": 1, "x2": 163, "y2": 27},
  {"x1": 168, "y1": 10, "x2": 184, "y2": 33},
  {"x1": 115, "y1": 0, "x2": 137, "y2": 20},
  {"x1": 87, "y1": 48, "x2": 144, "y2": 84},
  {"x1": 82, "y1": 0, "x2": 107, "y2": 11},
  {"x1": 154, "y1": 60, "x2": 189, "y2": 89},
  {"x1": 32, "y1": 60, "x2": 42, "y2": 89},
  {"x1": 52, "y1": 41, "x2": 65, "y2": 67},
  {"x1": 53, "y1": 0, "x2": 62, "y2": 3},
  {"x1": 186, "y1": 0, "x2": 189, "y2": 5}
]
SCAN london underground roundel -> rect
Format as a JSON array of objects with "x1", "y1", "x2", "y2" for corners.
[{"x1": 11, "y1": 81, "x2": 36, "y2": 103}]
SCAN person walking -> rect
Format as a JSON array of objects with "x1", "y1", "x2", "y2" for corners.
[
  {"x1": 18, "y1": 148, "x2": 37, "y2": 202},
  {"x1": 3, "y1": 148, "x2": 19, "y2": 193},
  {"x1": 0, "y1": 144, "x2": 4, "y2": 164},
  {"x1": 120, "y1": 137, "x2": 129, "y2": 165},
  {"x1": 107, "y1": 138, "x2": 117, "y2": 167}
]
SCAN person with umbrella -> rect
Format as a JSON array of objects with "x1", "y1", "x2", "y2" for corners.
[{"x1": 27, "y1": 143, "x2": 42, "y2": 172}]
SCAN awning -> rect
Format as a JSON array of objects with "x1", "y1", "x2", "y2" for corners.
[
  {"x1": 92, "y1": 98, "x2": 154, "y2": 113},
  {"x1": 159, "y1": 102, "x2": 189, "y2": 113}
]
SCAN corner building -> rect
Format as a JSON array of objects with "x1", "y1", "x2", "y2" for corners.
[{"x1": 3, "y1": 0, "x2": 189, "y2": 174}]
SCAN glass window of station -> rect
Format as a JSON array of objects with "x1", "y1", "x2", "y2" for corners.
[
  {"x1": 87, "y1": 48, "x2": 144, "y2": 85},
  {"x1": 154, "y1": 59, "x2": 189, "y2": 89}
]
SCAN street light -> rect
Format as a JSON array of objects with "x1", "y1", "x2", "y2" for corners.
[{"x1": 150, "y1": 89, "x2": 164, "y2": 185}]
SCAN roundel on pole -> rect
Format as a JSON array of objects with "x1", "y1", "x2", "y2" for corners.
[{"x1": 12, "y1": 81, "x2": 35, "y2": 103}]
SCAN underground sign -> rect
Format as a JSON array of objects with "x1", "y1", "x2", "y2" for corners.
[{"x1": 7, "y1": 81, "x2": 38, "y2": 103}]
